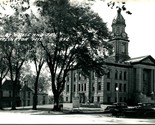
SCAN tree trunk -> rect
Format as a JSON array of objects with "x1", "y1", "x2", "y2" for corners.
[
  {"x1": 11, "y1": 70, "x2": 20, "y2": 110},
  {"x1": 32, "y1": 72, "x2": 40, "y2": 110},
  {"x1": 0, "y1": 78, "x2": 3, "y2": 110},
  {"x1": 11, "y1": 81, "x2": 16, "y2": 110},
  {"x1": 53, "y1": 93, "x2": 63, "y2": 111},
  {"x1": 32, "y1": 94, "x2": 38, "y2": 110}
]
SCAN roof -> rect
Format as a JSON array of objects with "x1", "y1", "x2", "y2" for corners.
[
  {"x1": 20, "y1": 84, "x2": 33, "y2": 92},
  {"x1": 2, "y1": 80, "x2": 21, "y2": 90},
  {"x1": 125, "y1": 55, "x2": 155, "y2": 64},
  {"x1": 112, "y1": 9, "x2": 126, "y2": 25}
]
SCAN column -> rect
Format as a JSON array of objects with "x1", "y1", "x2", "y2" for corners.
[
  {"x1": 136, "y1": 68, "x2": 143, "y2": 92},
  {"x1": 151, "y1": 70, "x2": 154, "y2": 92},
  {"x1": 153, "y1": 70, "x2": 155, "y2": 92},
  {"x1": 94, "y1": 76, "x2": 98, "y2": 102},
  {"x1": 101, "y1": 75, "x2": 104, "y2": 103}
]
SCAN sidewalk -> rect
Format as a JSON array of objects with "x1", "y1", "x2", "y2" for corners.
[
  {"x1": 52, "y1": 103, "x2": 108, "y2": 115},
  {"x1": 0, "y1": 103, "x2": 109, "y2": 115}
]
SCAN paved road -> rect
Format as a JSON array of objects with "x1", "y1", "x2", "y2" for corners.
[
  {"x1": 1, "y1": 103, "x2": 155, "y2": 124},
  {"x1": 1, "y1": 111, "x2": 155, "y2": 124}
]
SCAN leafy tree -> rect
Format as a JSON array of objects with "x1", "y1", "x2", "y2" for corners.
[
  {"x1": 0, "y1": 0, "x2": 32, "y2": 110},
  {"x1": 35, "y1": 0, "x2": 112, "y2": 111},
  {"x1": 0, "y1": 57, "x2": 9, "y2": 110},
  {"x1": 28, "y1": 41, "x2": 45, "y2": 110},
  {"x1": 18, "y1": 4, "x2": 47, "y2": 110},
  {"x1": 107, "y1": 1, "x2": 132, "y2": 14},
  {"x1": 22, "y1": 73, "x2": 50, "y2": 93}
]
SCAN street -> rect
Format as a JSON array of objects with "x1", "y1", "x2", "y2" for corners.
[
  {"x1": 0, "y1": 104, "x2": 155, "y2": 124},
  {"x1": 1, "y1": 111, "x2": 155, "y2": 124}
]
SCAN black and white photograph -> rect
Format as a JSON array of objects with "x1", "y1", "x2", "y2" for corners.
[{"x1": 0, "y1": 0, "x2": 155, "y2": 124}]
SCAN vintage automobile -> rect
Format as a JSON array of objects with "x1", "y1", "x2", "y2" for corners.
[
  {"x1": 123, "y1": 102, "x2": 155, "y2": 118},
  {"x1": 104, "y1": 102, "x2": 128, "y2": 114}
]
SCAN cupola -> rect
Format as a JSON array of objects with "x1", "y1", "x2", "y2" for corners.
[{"x1": 112, "y1": 8, "x2": 126, "y2": 26}]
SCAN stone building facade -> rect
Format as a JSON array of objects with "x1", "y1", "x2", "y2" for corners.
[{"x1": 63, "y1": 9, "x2": 155, "y2": 105}]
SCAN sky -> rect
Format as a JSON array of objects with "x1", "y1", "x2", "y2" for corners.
[
  {"x1": 0, "y1": 0, "x2": 155, "y2": 59},
  {"x1": 92, "y1": 0, "x2": 155, "y2": 59}
]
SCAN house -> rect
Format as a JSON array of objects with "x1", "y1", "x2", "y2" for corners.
[
  {"x1": 2, "y1": 80, "x2": 21, "y2": 107},
  {"x1": 20, "y1": 84, "x2": 33, "y2": 106},
  {"x1": 1, "y1": 80, "x2": 49, "y2": 107},
  {"x1": 37, "y1": 93, "x2": 49, "y2": 105},
  {"x1": 20, "y1": 84, "x2": 49, "y2": 106},
  {"x1": 63, "y1": 9, "x2": 155, "y2": 105}
]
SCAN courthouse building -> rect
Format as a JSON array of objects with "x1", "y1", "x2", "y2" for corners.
[{"x1": 63, "y1": 9, "x2": 155, "y2": 105}]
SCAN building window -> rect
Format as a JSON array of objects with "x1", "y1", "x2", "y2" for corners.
[
  {"x1": 115, "y1": 97, "x2": 117, "y2": 102},
  {"x1": 67, "y1": 75, "x2": 69, "y2": 82},
  {"x1": 107, "y1": 71, "x2": 110, "y2": 79},
  {"x1": 67, "y1": 85, "x2": 69, "y2": 92},
  {"x1": 28, "y1": 92, "x2": 30, "y2": 98},
  {"x1": 119, "y1": 84, "x2": 122, "y2": 92},
  {"x1": 98, "y1": 82, "x2": 101, "y2": 91},
  {"x1": 97, "y1": 96, "x2": 100, "y2": 102},
  {"x1": 116, "y1": 27, "x2": 120, "y2": 34},
  {"x1": 121, "y1": 43, "x2": 126, "y2": 53},
  {"x1": 82, "y1": 84, "x2": 83, "y2": 91},
  {"x1": 107, "y1": 82, "x2": 110, "y2": 91},
  {"x1": 9, "y1": 91, "x2": 11, "y2": 97},
  {"x1": 84, "y1": 83, "x2": 86, "y2": 91},
  {"x1": 74, "y1": 73, "x2": 76, "y2": 82},
  {"x1": 92, "y1": 73, "x2": 95, "y2": 80},
  {"x1": 115, "y1": 70, "x2": 118, "y2": 79},
  {"x1": 73, "y1": 84, "x2": 76, "y2": 92},
  {"x1": 27, "y1": 100, "x2": 30, "y2": 106},
  {"x1": 92, "y1": 96, "x2": 94, "y2": 102},
  {"x1": 23, "y1": 100, "x2": 26, "y2": 106},
  {"x1": 124, "y1": 97, "x2": 126, "y2": 102},
  {"x1": 120, "y1": 97, "x2": 122, "y2": 102},
  {"x1": 119, "y1": 71, "x2": 122, "y2": 80},
  {"x1": 92, "y1": 84, "x2": 95, "y2": 91},
  {"x1": 124, "y1": 84, "x2": 126, "y2": 92},
  {"x1": 107, "y1": 97, "x2": 111, "y2": 102},
  {"x1": 43, "y1": 96, "x2": 46, "y2": 104},
  {"x1": 115, "y1": 83, "x2": 118, "y2": 91},
  {"x1": 78, "y1": 84, "x2": 80, "y2": 91},
  {"x1": 124, "y1": 71, "x2": 127, "y2": 80},
  {"x1": 66, "y1": 97, "x2": 68, "y2": 102}
]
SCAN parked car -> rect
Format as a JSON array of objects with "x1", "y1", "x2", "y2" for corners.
[
  {"x1": 104, "y1": 102, "x2": 128, "y2": 114},
  {"x1": 123, "y1": 103, "x2": 155, "y2": 118}
]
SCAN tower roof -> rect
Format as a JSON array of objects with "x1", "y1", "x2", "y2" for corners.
[{"x1": 112, "y1": 8, "x2": 126, "y2": 25}]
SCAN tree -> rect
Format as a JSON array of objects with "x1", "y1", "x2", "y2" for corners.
[
  {"x1": 0, "y1": 0, "x2": 32, "y2": 110},
  {"x1": 107, "y1": 1, "x2": 132, "y2": 14},
  {"x1": 19, "y1": 7, "x2": 47, "y2": 110},
  {"x1": 28, "y1": 41, "x2": 45, "y2": 110},
  {"x1": 21, "y1": 73, "x2": 50, "y2": 93},
  {"x1": 0, "y1": 57, "x2": 9, "y2": 110},
  {"x1": 35, "y1": 0, "x2": 112, "y2": 111}
]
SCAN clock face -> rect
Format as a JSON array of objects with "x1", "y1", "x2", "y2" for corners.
[{"x1": 122, "y1": 33, "x2": 127, "y2": 38}]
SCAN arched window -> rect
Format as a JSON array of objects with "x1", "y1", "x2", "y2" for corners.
[
  {"x1": 74, "y1": 73, "x2": 76, "y2": 82},
  {"x1": 122, "y1": 43, "x2": 125, "y2": 53},
  {"x1": 116, "y1": 27, "x2": 120, "y2": 34}
]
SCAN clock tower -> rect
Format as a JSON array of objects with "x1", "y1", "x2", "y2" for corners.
[{"x1": 109, "y1": 8, "x2": 130, "y2": 62}]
